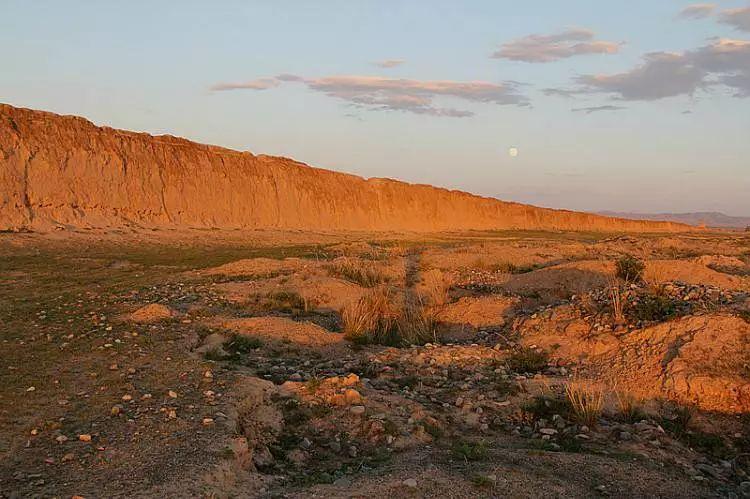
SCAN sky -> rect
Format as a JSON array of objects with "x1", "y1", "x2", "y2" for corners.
[{"x1": 1, "y1": 1, "x2": 749, "y2": 216}]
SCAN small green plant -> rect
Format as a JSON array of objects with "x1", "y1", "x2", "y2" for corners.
[
  {"x1": 452, "y1": 440, "x2": 489, "y2": 462},
  {"x1": 203, "y1": 346, "x2": 228, "y2": 361},
  {"x1": 523, "y1": 395, "x2": 570, "y2": 421},
  {"x1": 627, "y1": 294, "x2": 677, "y2": 322},
  {"x1": 738, "y1": 310, "x2": 750, "y2": 323},
  {"x1": 224, "y1": 334, "x2": 262, "y2": 354},
  {"x1": 506, "y1": 348, "x2": 549, "y2": 373},
  {"x1": 615, "y1": 254, "x2": 645, "y2": 283},
  {"x1": 471, "y1": 474, "x2": 495, "y2": 488},
  {"x1": 660, "y1": 404, "x2": 695, "y2": 438},
  {"x1": 421, "y1": 422, "x2": 444, "y2": 439},
  {"x1": 614, "y1": 391, "x2": 645, "y2": 423}
]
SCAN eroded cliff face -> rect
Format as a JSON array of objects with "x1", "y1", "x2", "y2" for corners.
[{"x1": 0, "y1": 104, "x2": 689, "y2": 233}]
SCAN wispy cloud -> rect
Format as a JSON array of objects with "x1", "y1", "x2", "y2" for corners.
[
  {"x1": 210, "y1": 78, "x2": 280, "y2": 91},
  {"x1": 572, "y1": 105, "x2": 626, "y2": 114},
  {"x1": 373, "y1": 59, "x2": 405, "y2": 68},
  {"x1": 720, "y1": 6, "x2": 750, "y2": 32},
  {"x1": 210, "y1": 74, "x2": 530, "y2": 117},
  {"x1": 492, "y1": 28, "x2": 620, "y2": 63},
  {"x1": 542, "y1": 87, "x2": 579, "y2": 98},
  {"x1": 677, "y1": 3, "x2": 716, "y2": 19},
  {"x1": 560, "y1": 38, "x2": 750, "y2": 100}
]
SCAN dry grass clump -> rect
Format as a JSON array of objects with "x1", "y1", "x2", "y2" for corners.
[
  {"x1": 397, "y1": 296, "x2": 439, "y2": 345},
  {"x1": 614, "y1": 390, "x2": 644, "y2": 423},
  {"x1": 606, "y1": 272, "x2": 624, "y2": 324},
  {"x1": 327, "y1": 258, "x2": 387, "y2": 288},
  {"x1": 565, "y1": 380, "x2": 605, "y2": 426},
  {"x1": 341, "y1": 286, "x2": 399, "y2": 345},
  {"x1": 341, "y1": 287, "x2": 439, "y2": 346},
  {"x1": 419, "y1": 268, "x2": 451, "y2": 307}
]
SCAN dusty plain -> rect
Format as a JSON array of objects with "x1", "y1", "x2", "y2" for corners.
[{"x1": 1, "y1": 227, "x2": 749, "y2": 498}]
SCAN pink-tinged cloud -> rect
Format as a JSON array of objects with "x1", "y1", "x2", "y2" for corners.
[
  {"x1": 720, "y1": 6, "x2": 750, "y2": 32},
  {"x1": 492, "y1": 28, "x2": 620, "y2": 63},
  {"x1": 677, "y1": 4, "x2": 716, "y2": 19},
  {"x1": 210, "y1": 74, "x2": 529, "y2": 117}
]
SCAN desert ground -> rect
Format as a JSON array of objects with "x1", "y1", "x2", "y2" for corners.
[{"x1": 1, "y1": 228, "x2": 750, "y2": 498}]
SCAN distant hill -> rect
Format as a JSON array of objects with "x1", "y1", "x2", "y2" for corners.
[{"x1": 599, "y1": 211, "x2": 750, "y2": 229}]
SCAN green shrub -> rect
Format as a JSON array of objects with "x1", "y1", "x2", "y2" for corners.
[
  {"x1": 224, "y1": 334, "x2": 262, "y2": 353},
  {"x1": 627, "y1": 294, "x2": 677, "y2": 322},
  {"x1": 506, "y1": 348, "x2": 549, "y2": 373},
  {"x1": 615, "y1": 254, "x2": 645, "y2": 283},
  {"x1": 452, "y1": 440, "x2": 489, "y2": 461},
  {"x1": 522, "y1": 395, "x2": 571, "y2": 421}
]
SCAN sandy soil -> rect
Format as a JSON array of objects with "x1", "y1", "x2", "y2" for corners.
[{"x1": 1, "y1": 228, "x2": 748, "y2": 498}]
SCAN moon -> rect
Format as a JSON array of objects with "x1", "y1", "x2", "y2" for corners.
[{"x1": 508, "y1": 147, "x2": 519, "y2": 158}]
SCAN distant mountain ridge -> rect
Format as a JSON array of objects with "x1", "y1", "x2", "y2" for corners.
[{"x1": 599, "y1": 211, "x2": 750, "y2": 229}]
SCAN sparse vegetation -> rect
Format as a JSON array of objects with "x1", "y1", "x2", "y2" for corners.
[
  {"x1": 261, "y1": 290, "x2": 310, "y2": 314},
  {"x1": 452, "y1": 440, "x2": 489, "y2": 462},
  {"x1": 506, "y1": 347, "x2": 549, "y2": 373},
  {"x1": 472, "y1": 259, "x2": 537, "y2": 274},
  {"x1": 627, "y1": 293, "x2": 677, "y2": 322},
  {"x1": 565, "y1": 380, "x2": 604, "y2": 426},
  {"x1": 341, "y1": 286, "x2": 399, "y2": 345},
  {"x1": 523, "y1": 395, "x2": 571, "y2": 421},
  {"x1": 419, "y1": 268, "x2": 451, "y2": 307},
  {"x1": 615, "y1": 254, "x2": 645, "y2": 283},
  {"x1": 327, "y1": 258, "x2": 387, "y2": 287},
  {"x1": 396, "y1": 296, "x2": 439, "y2": 345},
  {"x1": 224, "y1": 334, "x2": 262, "y2": 353},
  {"x1": 614, "y1": 390, "x2": 645, "y2": 423},
  {"x1": 607, "y1": 273, "x2": 625, "y2": 324}
]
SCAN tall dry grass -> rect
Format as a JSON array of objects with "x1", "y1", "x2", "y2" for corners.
[
  {"x1": 341, "y1": 286, "x2": 397, "y2": 344},
  {"x1": 419, "y1": 268, "x2": 451, "y2": 307},
  {"x1": 327, "y1": 258, "x2": 387, "y2": 288},
  {"x1": 606, "y1": 272, "x2": 624, "y2": 324},
  {"x1": 397, "y1": 295, "x2": 439, "y2": 345},
  {"x1": 565, "y1": 380, "x2": 605, "y2": 426}
]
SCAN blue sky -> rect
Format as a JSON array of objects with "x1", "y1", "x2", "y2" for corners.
[{"x1": 2, "y1": 1, "x2": 749, "y2": 215}]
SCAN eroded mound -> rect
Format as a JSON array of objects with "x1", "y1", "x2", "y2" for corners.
[
  {"x1": 518, "y1": 310, "x2": 750, "y2": 413},
  {"x1": 127, "y1": 303, "x2": 176, "y2": 323}
]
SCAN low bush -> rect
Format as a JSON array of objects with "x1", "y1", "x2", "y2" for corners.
[
  {"x1": 451, "y1": 440, "x2": 489, "y2": 462},
  {"x1": 615, "y1": 254, "x2": 645, "y2": 283},
  {"x1": 627, "y1": 294, "x2": 677, "y2": 322},
  {"x1": 506, "y1": 348, "x2": 549, "y2": 373},
  {"x1": 522, "y1": 395, "x2": 571, "y2": 421},
  {"x1": 224, "y1": 334, "x2": 262, "y2": 354}
]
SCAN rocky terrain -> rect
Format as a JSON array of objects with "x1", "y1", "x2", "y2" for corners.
[
  {"x1": 0, "y1": 104, "x2": 690, "y2": 233},
  {"x1": 1, "y1": 228, "x2": 749, "y2": 498}
]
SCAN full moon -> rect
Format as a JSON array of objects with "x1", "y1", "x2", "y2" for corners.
[{"x1": 508, "y1": 147, "x2": 519, "y2": 157}]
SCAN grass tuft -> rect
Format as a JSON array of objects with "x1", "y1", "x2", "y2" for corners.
[{"x1": 565, "y1": 380, "x2": 604, "y2": 426}]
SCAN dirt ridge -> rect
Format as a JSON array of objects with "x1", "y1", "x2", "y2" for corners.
[{"x1": 0, "y1": 103, "x2": 694, "y2": 233}]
